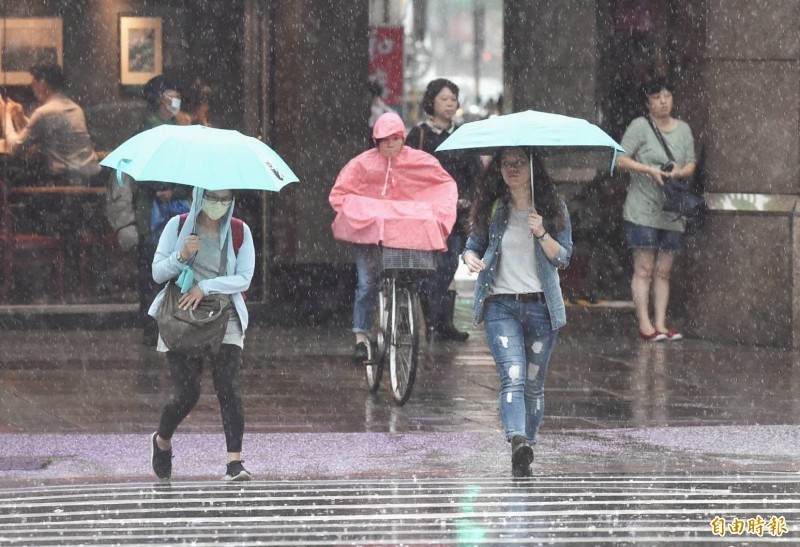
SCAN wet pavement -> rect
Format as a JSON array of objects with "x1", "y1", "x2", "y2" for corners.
[{"x1": 1, "y1": 301, "x2": 799, "y2": 544}]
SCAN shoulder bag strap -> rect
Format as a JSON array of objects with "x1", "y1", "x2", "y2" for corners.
[
  {"x1": 417, "y1": 125, "x2": 425, "y2": 150},
  {"x1": 645, "y1": 116, "x2": 675, "y2": 164}
]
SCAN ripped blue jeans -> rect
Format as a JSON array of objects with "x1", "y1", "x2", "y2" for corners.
[{"x1": 484, "y1": 295, "x2": 559, "y2": 445}]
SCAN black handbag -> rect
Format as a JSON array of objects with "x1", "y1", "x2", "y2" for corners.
[
  {"x1": 646, "y1": 117, "x2": 707, "y2": 223},
  {"x1": 663, "y1": 177, "x2": 705, "y2": 218}
]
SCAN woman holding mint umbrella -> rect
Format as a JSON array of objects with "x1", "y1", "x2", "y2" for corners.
[
  {"x1": 437, "y1": 109, "x2": 619, "y2": 476},
  {"x1": 101, "y1": 124, "x2": 299, "y2": 482},
  {"x1": 148, "y1": 186, "x2": 255, "y2": 482},
  {"x1": 463, "y1": 147, "x2": 572, "y2": 477}
]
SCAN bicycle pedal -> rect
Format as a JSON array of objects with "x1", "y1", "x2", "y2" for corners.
[{"x1": 352, "y1": 341, "x2": 371, "y2": 365}]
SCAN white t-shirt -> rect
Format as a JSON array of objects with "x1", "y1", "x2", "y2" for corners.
[{"x1": 490, "y1": 207, "x2": 543, "y2": 295}]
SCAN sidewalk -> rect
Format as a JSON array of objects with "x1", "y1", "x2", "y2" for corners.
[
  {"x1": 2, "y1": 306, "x2": 799, "y2": 545},
  {"x1": 1, "y1": 299, "x2": 798, "y2": 484}
]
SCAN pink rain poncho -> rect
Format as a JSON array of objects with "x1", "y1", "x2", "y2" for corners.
[{"x1": 329, "y1": 113, "x2": 457, "y2": 251}]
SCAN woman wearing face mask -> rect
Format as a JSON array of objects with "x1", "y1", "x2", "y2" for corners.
[
  {"x1": 133, "y1": 75, "x2": 193, "y2": 346},
  {"x1": 148, "y1": 187, "x2": 256, "y2": 482},
  {"x1": 406, "y1": 79, "x2": 483, "y2": 343},
  {"x1": 463, "y1": 147, "x2": 572, "y2": 477},
  {"x1": 329, "y1": 112, "x2": 458, "y2": 364}
]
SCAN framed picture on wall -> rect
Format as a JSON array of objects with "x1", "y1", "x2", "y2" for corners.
[
  {"x1": 119, "y1": 16, "x2": 162, "y2": 85},
  {"x1": 0, "y1": 18, "x2": 63, "y2": 85}
]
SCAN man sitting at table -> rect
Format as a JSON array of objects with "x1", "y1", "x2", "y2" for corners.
[{"x1": 0, "y1": 62, "x2": 100, "y2": 186}]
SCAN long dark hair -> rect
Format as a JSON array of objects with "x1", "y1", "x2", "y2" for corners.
[{"x1": 470, "y1": 148, "x2": 565, "y2": 236}]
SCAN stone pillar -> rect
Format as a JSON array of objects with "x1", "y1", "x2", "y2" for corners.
[
  {"x1": 685, "y1": 0, "x2": 800, "y2": 346},
  {"x1": 270, "y1": 1, "x2": 370, "y2": 265},
  {"x1": 503, "y1": 0, "x2": 598, "y2": 119}
]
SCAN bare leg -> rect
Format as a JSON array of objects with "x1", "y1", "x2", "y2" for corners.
[
  {"x1": 652, "y1": 251, "x2": 675, "y2": 332},
  {"x1": 631, "y1": 249, "x2": 656, "y2": 335}
]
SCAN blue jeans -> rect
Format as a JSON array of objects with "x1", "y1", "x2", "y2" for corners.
[
  {"x1": 625, "y1": 222, "x2": 683, "y2": 252},
  {"x1": 353, "y1": 244, "x2": 382, "y2": 333},
  {"x1": 484, "y1": 295, "x2": 559, "y2": 444}
]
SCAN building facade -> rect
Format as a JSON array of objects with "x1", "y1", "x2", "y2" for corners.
[
  {"x1": 2, "y1": 1, "x2": 798, "y2": 346},
  {"x1": 505, "y1": 0, "x2": 799, "y2": 347}
]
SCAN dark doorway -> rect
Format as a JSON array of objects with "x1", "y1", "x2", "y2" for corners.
[{"x1": 565, "y1": 0, "x2": 678, "y2": 304}]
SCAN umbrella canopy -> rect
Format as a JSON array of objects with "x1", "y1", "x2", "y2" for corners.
[
  {"x1": 435, "y1": 110, "x2": 624, "y2": 169},
  {"x1": 100, "y1": 124, "x2": 299, "y2": 191},
  {"x1": 435, "y1": 110, "x2": 624, "y2": 204}
]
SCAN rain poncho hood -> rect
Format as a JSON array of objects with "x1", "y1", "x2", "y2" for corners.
[
  {"x1": 372, "y1": 111, "x2": 406, "y2": 141},
  {"x1": 329, "y1": 141, "x2": 458, "y2": 251},
  {"x1": 147, "y1": 187, "x2": 256, "y2": 332}
]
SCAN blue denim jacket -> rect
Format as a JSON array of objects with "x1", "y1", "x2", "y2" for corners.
[{"x1": 464, "y1": 200, "x2": 573, "y2": 329}]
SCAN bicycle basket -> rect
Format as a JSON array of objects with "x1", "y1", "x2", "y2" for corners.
[{"x1": 381, "y1": 247, "x2": 436, "y2": 272}]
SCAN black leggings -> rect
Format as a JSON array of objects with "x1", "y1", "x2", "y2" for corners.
[{"x1": 157, "y1": 344, "x2": 244, "y2": 453}]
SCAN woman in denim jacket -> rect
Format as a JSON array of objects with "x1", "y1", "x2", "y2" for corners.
[{"x1": 463, "y1": 147, "x2": 572, "y2": 477}]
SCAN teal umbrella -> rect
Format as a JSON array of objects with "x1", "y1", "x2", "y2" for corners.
[
  {"x1": 435, "y1": 110, "x2": 624, "y2": 200},
  {"x1": 100, "y1": 124, "x2": 299, "y2": 191}
]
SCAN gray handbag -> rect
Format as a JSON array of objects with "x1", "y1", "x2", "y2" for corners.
[
  {"x1": 156, "y1": 282, "x2": 231, "y2": 355},
  {"x1": 156, "y1": 234, "x2": 233, "y2": 355}
]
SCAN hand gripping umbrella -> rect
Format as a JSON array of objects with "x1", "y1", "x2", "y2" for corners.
[{"x1": 435, "y1": 110, "x2": 624, "y2": 204}]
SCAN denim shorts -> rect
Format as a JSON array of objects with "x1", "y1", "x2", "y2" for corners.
[{"x1": 626, "y1": 222, "x2": 683, "y2": 252}]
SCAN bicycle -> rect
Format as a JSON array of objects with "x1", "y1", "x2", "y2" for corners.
[{"x1": 364, "y1": 246, "x2": 435, "y2": 405}]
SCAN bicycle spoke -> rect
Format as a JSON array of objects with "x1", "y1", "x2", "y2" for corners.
[
  {"x1": 389, "y1": 285, "x2": 419, "y2": 405},
  {"x1": 365, "y1": 281, "x2": 388, "y2": 393}
]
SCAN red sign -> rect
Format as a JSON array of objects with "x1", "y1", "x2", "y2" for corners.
[{"x1": 368, "y1": 26, "x2": 404, "y2": 107}]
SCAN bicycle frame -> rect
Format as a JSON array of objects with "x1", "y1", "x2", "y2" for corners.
[{"x1": 365, "y1": 271, "x2": 421, "y2": 405}]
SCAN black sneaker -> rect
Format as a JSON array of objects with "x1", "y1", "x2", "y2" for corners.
[
  {"x1": 511, "y1": 435, "x2": 533, "y2": 477},
  {"x1": 224, "y1": 460, "x2": 252, "y2": 481},
  {"x1": 352, "y1": 341, "x2": 371, "y2": 366},
  {"x1": 150, "y1": 432, "x2": 172, "y2": 480},
  {"x1": 433, "y1": 324, "x2": 470, "y2": 342}
]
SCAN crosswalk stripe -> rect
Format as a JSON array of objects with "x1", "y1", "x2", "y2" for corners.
[{"x1": 1, "y1": 473, "x2": 797, "y2": 544}]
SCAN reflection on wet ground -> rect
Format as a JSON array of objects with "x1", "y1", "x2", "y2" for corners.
[{"x1": 0, "y1": 306, "x2": 799, "y2": 543}]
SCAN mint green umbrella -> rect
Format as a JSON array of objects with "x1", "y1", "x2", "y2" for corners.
[
  {"x1": 101, "y1": 124, "x2": 299, "y2": 191},
  {"x1": 436, "y1": 110, "x2": 624, "y2": 160},
  {"x1": 436, "y1": 110, "x2": 624, "y2": 201}
]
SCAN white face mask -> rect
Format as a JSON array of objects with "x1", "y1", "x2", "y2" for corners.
[
  {"x1": 166, "y1": 97, "x2": 181, "y2": 115},
  {"x1": 201, "y1": 198, "x2": 230, "y2": 220}
]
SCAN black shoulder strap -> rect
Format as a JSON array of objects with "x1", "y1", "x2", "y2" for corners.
[{"x1": 646, "y1": 116, "x2": 675, "y2": 163}]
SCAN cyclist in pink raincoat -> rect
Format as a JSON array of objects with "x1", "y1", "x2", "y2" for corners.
[{"x1": 329, "y1": 112, "x2": 457, "y2": 363}]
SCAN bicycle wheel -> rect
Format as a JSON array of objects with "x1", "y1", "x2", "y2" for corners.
[
  {"x1": 365, "y1": 279, "x2": 388, "y2": 393},
  {"x1": 388, "y1": 281, "x2": 419, "y2": 405}
]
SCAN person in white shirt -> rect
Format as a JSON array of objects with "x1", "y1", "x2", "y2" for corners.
[{"x1": 1, "y1": 63, "x2": 99, "y2": 186}]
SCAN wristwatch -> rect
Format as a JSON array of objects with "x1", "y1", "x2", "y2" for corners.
[{"x1": 176, "y1": 251, "x2": 187, "y2": 263}]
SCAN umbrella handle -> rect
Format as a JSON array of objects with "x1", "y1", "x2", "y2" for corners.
[
  {"x1": 529, "y1": 155, "x2": 537, "y2": 238},
  {"x1": 115, "y1": 159, "x2": 132, "y2": 187},
  {"x1": 529, "y1": 155, "x2": 535, "y2": 209}
]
